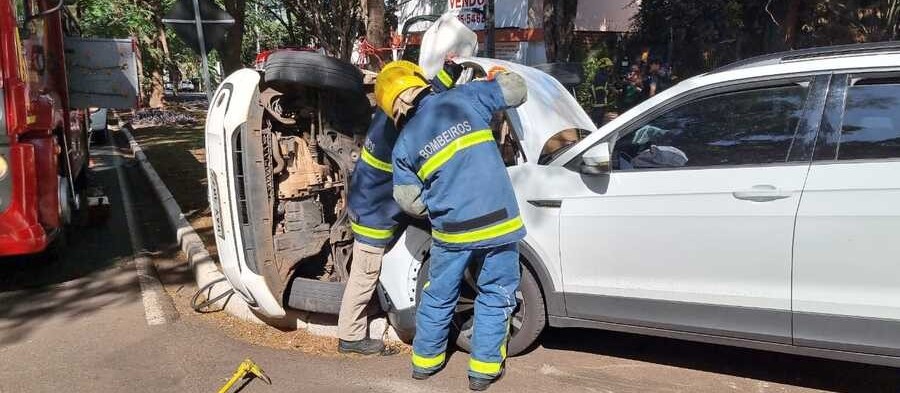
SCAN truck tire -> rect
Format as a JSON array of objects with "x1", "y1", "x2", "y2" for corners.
[
  {"x1": 263, "y1": 51, "x2": 364, "y2": 94},
  {"x1": 415, "y1": 256, "x2": 547, "y2": 357}
]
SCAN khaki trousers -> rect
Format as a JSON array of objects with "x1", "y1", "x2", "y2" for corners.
[{"x1": 337, "y1": 240, "x2": 385, "y2": 341}]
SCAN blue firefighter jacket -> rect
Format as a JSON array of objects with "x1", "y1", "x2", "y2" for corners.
[
  {"x1": 347, "y1": 75, "x2": 456, "y2": 246},
  {"x1": 347, "y1": 110, "x2": 403, "y2": 246},
  {"x1": 392, "y1": 80, "x2": 526, "y2": 250}
]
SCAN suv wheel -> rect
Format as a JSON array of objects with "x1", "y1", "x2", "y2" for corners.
[{"x1": 415, "y1": 256, "x2": 547, "y2": 356}]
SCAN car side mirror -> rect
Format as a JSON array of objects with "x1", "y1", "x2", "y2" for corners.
[{"x1": 580, "y1": 142, "x2": 611, "y2": 175}]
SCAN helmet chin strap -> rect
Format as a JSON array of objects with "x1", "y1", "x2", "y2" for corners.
[{"x1": 393, "y1": 86, "x2": 431, "y2": 129}]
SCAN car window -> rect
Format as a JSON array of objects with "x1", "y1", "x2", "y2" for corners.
[
  {"x1": 612, "y1": 84, "x2": 809, "y2": 170},
  {"x1": 836, "y1": 80, "x2": 900, "y2": 161},
  {"x1": 539, "y1": 129, "x2": 590, "y2": 165}
]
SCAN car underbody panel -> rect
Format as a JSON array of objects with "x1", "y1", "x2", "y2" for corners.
[{"x1": 207, "y1": 51, "x2": 379, "y2": 319}]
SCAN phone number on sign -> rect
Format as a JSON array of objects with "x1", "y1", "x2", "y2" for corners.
[{"x1": 457, "y1": 11, "x2": 485, "y2": 25}]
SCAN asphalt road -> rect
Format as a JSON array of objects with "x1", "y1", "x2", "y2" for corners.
[{"x1": 0, "y1": 130, "x2": 898, "y2": 392}]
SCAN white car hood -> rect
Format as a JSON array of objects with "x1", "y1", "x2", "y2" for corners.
[{"x1": 456, "y1": 57, "x2": 598, "y2": 162}]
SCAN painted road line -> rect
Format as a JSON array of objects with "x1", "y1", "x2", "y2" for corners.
[{"x1": 106, "y1": 138, "x2": 177, "y2": 326}]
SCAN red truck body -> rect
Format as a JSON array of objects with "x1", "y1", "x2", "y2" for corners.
[{"x1": 0, "y1": 0, "x2": 89, "y2": 256}]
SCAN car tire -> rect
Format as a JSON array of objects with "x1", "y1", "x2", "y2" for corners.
[
  {"x1": 263, "y1": 51, "x2": 364, "y2": 94},
  {"x1": 414, "y1": 255, "x2": 547, "y2": 357}
]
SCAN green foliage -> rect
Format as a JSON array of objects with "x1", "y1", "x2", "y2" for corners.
[
  {"x1": 798, "y1": 0, "x2": 900, "y2": 46},
  {"x1": 631, "y1": 0, "x2": 746, "y2": 75},
  {"x1": 76, "y1": 0, "x2": 156, "y2": 38},
  {"x1": 631, "y1": 0, "x2": 900, "y2": 78},
  {"x1": 241, "y1": 0, "x2": 294, "y2": 65},
  {"x1": 575, "y1": 49, "x2": 612, "y2": 111},
  {"x1": 282, "y1": 0, "x2": 363, "y2": 60}
]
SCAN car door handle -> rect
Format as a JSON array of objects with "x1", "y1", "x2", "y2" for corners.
[
  {"x1": 527, "y1": 199, "x2": 562, "y2": 208},
  {"x1": 732, "y1": 185, "x2": 791, "y2": 202}
]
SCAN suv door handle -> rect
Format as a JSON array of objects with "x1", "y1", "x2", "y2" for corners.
[{"x1": 732, "y1": 185, "x2": 791, "y2": 202}]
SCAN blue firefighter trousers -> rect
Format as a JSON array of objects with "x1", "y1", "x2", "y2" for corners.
[{"x1": 411, "y1": 242, "x2": 520, "y2": 379}]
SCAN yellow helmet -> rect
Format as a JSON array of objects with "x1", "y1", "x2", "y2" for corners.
[{"x1": 375, "y1": 60, "x2": 428, "y2": 119}]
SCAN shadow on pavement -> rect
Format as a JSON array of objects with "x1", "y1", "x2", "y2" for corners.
[
  {"x1": 540, "y1": 327, "x2": 900, "y2": 393},
  {"x1": 0, "y1": 130, "x2": 195, "y2": 346}
]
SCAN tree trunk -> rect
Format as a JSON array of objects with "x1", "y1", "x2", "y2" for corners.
[
  {"x1": 222, "y1": 0, "x2": 248, "y2": 75},
  {"x1": 365, "y1": 0, "x2": 385, "y2": 47},
  {"x1": 147, "y1": 22, "x2": 169, "y2": 107},
  {"x1": 148, "y1": 70, "x2": 166, "y2": 108},
  {"x1": 139, "y1": 0, "x2": 171, "y2": 108},
  {"x1": 544, "y1": 0, "x2": 558, "y2": 62},
  {"x1": 783, "y1": 0, "x2": 802, "y2": 49},
  {"x1": 543, "y1": 0, "x2": 577, "y2": 62},
  {"x1": 559, "y1": 0, "x2": 577, "y2": 61}
]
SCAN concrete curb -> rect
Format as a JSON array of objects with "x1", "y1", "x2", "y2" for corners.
[
  {"x1": 121, "y1": 124, "x2": 400, "y2": 341},
  {"x1": 120, "y1": 124, "x2": 264, "y2": 324}
]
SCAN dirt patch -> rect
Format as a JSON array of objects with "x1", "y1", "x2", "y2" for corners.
[
  {"x1": 128, "y1": 123, "x2": 218, "y2": 259},
  {"x1": 159, "y1": 252, "x2": 408, "y2": 357}
]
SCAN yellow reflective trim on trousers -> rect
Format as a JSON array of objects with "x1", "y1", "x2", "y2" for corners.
[
  {"x1": 437, "y1": 69, "x2": 454, "y2": 88},
  {"x1": 469, "y1": 321, "x2": 508, "y2": 376},
  {"x1": 350, "y1": 221, "x2": 395, "y2": 240},
  {"x1": 417, "y1": 130, "x2": 494, "y2": 180},
  {"x1": 423, "y1": 281, "x2": 430, "y2": 290},
  {"x1": 361, "y1": 148, "x2": 393, "y2": 173},
  {"x1": 500, "y1": 321, "x2": 509, "y2": 359},
  {"x1": 432, "y1": 216, "x2": 524, "y2": 244},
  {"x1": 469, "y1": 358, "x2": 502, "y2": 375},
  {"x1": 412, "y1": 352, "x2": 445, "y2": 369}
]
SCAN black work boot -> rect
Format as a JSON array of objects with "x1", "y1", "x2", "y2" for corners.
[
  {"x1": 468, "y1": 376, "x2": 494, "y2": 391},
  {"x1": 412, "y1": 370, "x2": 433, "y2": 380},
  {"x1": 468, "y1": 368, "x2": 504, "y2": 391},
  {"x1": 338, "y1": 338, "x2": 385, "y2": 355}
]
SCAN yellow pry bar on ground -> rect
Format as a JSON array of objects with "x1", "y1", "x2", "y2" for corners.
[{"x1": 217, "y1": 358, "x2": 272, "y2": 393}]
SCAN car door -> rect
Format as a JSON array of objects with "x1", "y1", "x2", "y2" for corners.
[
  {"x1": 559, "y1": 76, "x2": 828, "y2": 343},
  {"x1": 793, "y1": 72, "x2": 900, "y2": 357}
]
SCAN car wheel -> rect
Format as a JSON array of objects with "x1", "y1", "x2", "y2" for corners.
[
  {"x1": 415, "y1": 256, "x2": 547, "y2": 357},
  {"x1": 263, "y1": 50, "x2": 364, "y2": 94},
  {"x1": 262, "y1": 50, "x2": 371, "y2": 130}
]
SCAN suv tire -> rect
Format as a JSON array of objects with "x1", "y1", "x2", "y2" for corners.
[
  {"x1": 414, "y1": 256, "x2": 547, "y2": 356},
  {"x1": 263, "y1": 50, "x2": 364, "y2": 94}
]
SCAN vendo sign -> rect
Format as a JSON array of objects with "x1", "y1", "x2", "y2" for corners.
[{"x1": 448, "y1": 0, "x2": 486, "y2": 30}]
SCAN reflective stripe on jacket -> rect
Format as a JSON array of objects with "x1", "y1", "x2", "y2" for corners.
[
  {"x1": 348, "y1": 110, "x2": 403, "y2": 246},
  {"x1": 392, "y1": 80, "x2": 525, "y2": 250}
]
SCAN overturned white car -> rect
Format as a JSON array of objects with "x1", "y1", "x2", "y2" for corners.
[{"x1": 205, "y1": 47, "x2": 590, "y2": 355}]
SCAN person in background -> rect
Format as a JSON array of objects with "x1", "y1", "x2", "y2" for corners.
[
  {"x1": 390, "y1": 27, "x2": 403, "y2": 61},
  {"x1": 621, "y1": 64, "x2": 644, "y2": 109},
  {"x1": 644, "y1": 58, "x2": 666, "y2": 99}
]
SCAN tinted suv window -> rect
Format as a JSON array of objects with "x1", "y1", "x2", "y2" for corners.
[
  {"x1": 836, "y1": 81, "x2": 900, "y2": 161},
  {"x1": 612, "y1": 84, "x2": 809, "y2": 170}
]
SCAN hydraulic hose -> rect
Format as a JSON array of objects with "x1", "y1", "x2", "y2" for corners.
[{"x1": 191, "y1": 276, "x2": 235, "y2": 313}]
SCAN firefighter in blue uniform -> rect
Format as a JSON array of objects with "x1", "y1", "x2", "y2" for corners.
[
  {"x1": 337, "y1": 61, "x2": 463, "y2": 355},
  {"x1": 374, "y1": 61, "x2": 528, "y2": 390}
]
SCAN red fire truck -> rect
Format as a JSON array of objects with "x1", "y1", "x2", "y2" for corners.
[{"x1": 0, "y1": 0, "x2": 137, "y2": 257}]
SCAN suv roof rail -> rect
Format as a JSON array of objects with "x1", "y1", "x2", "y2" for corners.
[{"x1": 712, "y1": 41, "x2": 900, "y2": 74}]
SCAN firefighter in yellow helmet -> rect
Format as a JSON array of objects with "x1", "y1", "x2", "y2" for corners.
[
  {"x1": 338, "y1": 60, "x2": 464, "y2": 355},
  {"x1": 375, "y1": 60, "x2": 528, "y2": 391}
]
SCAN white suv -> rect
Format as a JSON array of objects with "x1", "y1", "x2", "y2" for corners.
[{"x1": 206, "y1": 43, "x2": 900, "y2": 367}]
